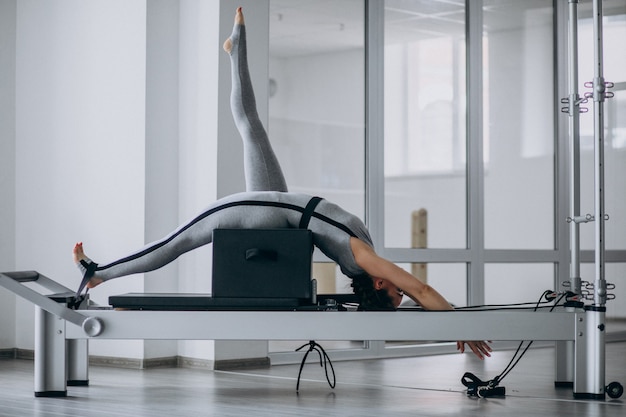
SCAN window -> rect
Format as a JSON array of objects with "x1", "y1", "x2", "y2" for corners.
[{"x1": 383, "y1": 0, "x2": 467, "y2": 249}]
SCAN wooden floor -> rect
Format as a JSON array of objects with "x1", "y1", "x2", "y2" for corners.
[{"x1": 1, "y1": 342, "x2": 625, "y2": 417}]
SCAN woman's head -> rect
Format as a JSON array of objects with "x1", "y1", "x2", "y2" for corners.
[{"x1": 351, "y1": 274, "x2": 398, "y2": 311}]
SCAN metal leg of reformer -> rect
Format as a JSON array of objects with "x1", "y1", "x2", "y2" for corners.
[
  {"x1": 67, "y1": 339, "x2": 89, "y2": 387},
  {"x1": 574, "y1": 308, "x2": 606, "y2": 399},
  {"x1": 555, "y1": 340, "x2": 575, "y2": 387},
  {"x1": 34, "y1": 307, "x2": 68, "y2": 397}
]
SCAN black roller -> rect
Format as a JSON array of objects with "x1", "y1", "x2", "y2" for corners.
[{"x1": 606, "y1": 381, "x2": 623, "y2": 399}]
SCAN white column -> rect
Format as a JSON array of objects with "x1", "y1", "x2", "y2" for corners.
[
  {"x1": 0, "y1": 0, "x2": 17, "y2": 351},
  {"x1": 143, "y1": 0, "x2": 182, "y2": 361}
]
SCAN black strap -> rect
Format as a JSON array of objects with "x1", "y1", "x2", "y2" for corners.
[
  {"x1": 295, "y1": 340, "x2": 336, "y2": 392},
  {"x1": 99, "y1": 198, "x2": 357, "y2": 271},
  {"x1": 461, "y1": 372, "x2": 505, "y2": 398},
  {"x1": 76, "y1": 260, "x2": 98, "y2": 297},
  {"x1": 70, "y1": 260, "x2": 98, "y2": 310},
  {"x1": 299, "y1": 197, "x2": 323, "y2": 229}
]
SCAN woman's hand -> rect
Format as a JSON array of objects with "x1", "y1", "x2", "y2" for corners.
[{"x1": 457, "y1": 340, "x2": 492, "y2": 360}]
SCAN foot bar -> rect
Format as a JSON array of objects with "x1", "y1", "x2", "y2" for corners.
[{"x1": 0, "y1": 271, "x2": 102, "y2": 336}]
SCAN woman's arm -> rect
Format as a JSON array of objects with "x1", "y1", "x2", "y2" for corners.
[
  {"x1": 350, "y1": 238, "x2": 452, "y2": 310},
  {"x1": 350, "y1": 237, "x2": 492, "y2": 360}
]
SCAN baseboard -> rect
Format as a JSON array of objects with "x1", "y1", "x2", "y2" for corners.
[
  {"x1": 89, "y1": 355, "x2": 179, "y2": 370},
  {"x1": 177, "y1": 356, "x2": 214, "y2": 369},
  {"x1": 0, "y1": 348, "x2": 17, "y2": 359},
  {"x1": 213, "y1": 357, "x2": 270, "y2": 370},
  {"x1": 89, "y1": 355, "x2": 270, "y2": 370},
  {"x1": 16, "y1": 349, "x2": 34, "y2": 360},
  {"x1": 2, "y1": 349, "x2": 270, "y2": 371}
]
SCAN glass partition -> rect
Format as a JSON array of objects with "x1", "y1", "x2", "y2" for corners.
[
  {"x1": 483, "y1": 0, "x2": 554, "y2": 250},
  {"x1": 268, "y1": 0, "x2": 365, "y2": 219},
  {"x1": 384, "y1": 0, "x2": 467, "y2": 249},
  {"x1": 484, "y1": 263, "x2": 554, "y2": 306}
]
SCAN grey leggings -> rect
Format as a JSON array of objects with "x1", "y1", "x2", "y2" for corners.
[
  {"x1": 228, "y1": 24, "x2": 287, "y2": 193},
  {"x1": 89, "y1": 21, "x2": 371, "y2": 283}
]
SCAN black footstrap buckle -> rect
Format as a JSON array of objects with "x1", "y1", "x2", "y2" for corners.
[
  {"x1": 461, "y1": 372, "x2": 506, "y2": 398},
  {"x1": 295, "y1": 340, "x2": 336, "y2": 392}
]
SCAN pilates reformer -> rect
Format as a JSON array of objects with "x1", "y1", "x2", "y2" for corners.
[
  {"x1": 1, "y1": 0, "x2": 624, "y2": 402},
  {"x1": 0, "y1": 269, "x2": 623, "y2": 399}
]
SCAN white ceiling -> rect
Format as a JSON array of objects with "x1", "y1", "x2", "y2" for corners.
[{"x1": 268, "y1": 0, "x2": 626, "y2": 58}]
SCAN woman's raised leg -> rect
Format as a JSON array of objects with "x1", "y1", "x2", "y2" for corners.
[{"x1": 224, "y1": 7, "x2": 288, "y2": 192}]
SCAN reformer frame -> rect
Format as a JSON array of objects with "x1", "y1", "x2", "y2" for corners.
[{"x1": 0, "y1": 270, "x2": 606, "y2": 398}]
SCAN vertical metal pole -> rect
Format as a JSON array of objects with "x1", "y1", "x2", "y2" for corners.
[
  {"x1": 556, "y1": 0, "x2": 581, "y2": 388},
  {"x1": 592, "y1": 0, "x2": 607, "y2": 307},
  {"x1": 364, "y1": 0, "x2": 385, "y2": 250},
  {"x1": 466, "y1": 0, "x2": 485, "y2": 307},
  {"x1": 364, "y1": 0, "x2": 386, "y2": 358},
  {"x1": 567, "y1": 0, "x2": 582, "y2": 297},
  {"x1": 34, "y1": 307, "x2": 68, "y2": 397},
  {"x1": 574, "y1": 0, "x2": 606, "y2": 399}
]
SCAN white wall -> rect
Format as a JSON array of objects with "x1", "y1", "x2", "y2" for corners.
[
  {"x1": 0, "y1": 0, "x2": 17, "y2": 349},
  {"x1": 143, "y1": 0, "x2": 181, "y2": 360},
  {"x1": 14, "y1": 0, "x2": 147, "y2": 356}
]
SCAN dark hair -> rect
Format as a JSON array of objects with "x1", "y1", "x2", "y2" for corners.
[{"x1": 351, "y1": 274, "x2": 396, "y2": 311}]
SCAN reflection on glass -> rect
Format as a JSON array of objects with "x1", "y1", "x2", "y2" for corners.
[
  {"x1": 484, "y1": 264, "x2": 554, "y2": 306},
  {"x1": 268, "y1": 0, "x2": 365, "y2": 219},
  {"x1": 396, "y1": 263, "x2": 467, "y2": 308},
  {"x1": 384, "y1": 0, "x2": 467, "y2": 249},
  {"x1": 483, "y1": 0, "x2": 554, "y2": 250}
]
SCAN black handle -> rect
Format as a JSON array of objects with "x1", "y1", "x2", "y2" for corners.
[{"x1": 245, "y1": 248, "x2": 278, "y2": 262}]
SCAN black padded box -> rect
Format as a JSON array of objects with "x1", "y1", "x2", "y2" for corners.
[{"x1": 211, "y1": 228, "x2": 313, "y2": 301}]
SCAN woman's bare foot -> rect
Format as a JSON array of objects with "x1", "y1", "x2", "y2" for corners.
[
  {"x1": 73, "y1": 242, "x2": 103, "y2": 289},
  {"x1": 223, "y1": 7, "x2": 245, "y2": 54}
]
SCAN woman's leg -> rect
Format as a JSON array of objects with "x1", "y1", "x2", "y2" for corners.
[
  {"x1": 74, "y1": 205, "x2": 223, "y2": 286},
  {"x1": 73, "y1": 193, "x2": 295, "y2": 288},
  {"x1": 224, "y1": 7, "x2": 288, "y2": 192}
]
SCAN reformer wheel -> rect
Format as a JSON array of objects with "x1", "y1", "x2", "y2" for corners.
[{"x1": 606, "y1": 381, "x2": 623, "y2": 399}]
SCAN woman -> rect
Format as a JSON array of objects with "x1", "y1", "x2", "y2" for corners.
[{"x1": 74, "y1": 7, "x2": 492, "y2": 360}]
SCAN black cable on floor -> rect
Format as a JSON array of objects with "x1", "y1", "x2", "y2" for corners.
[{"x1": 295, "y1": 340, "x2": 336, "y2": 392}]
